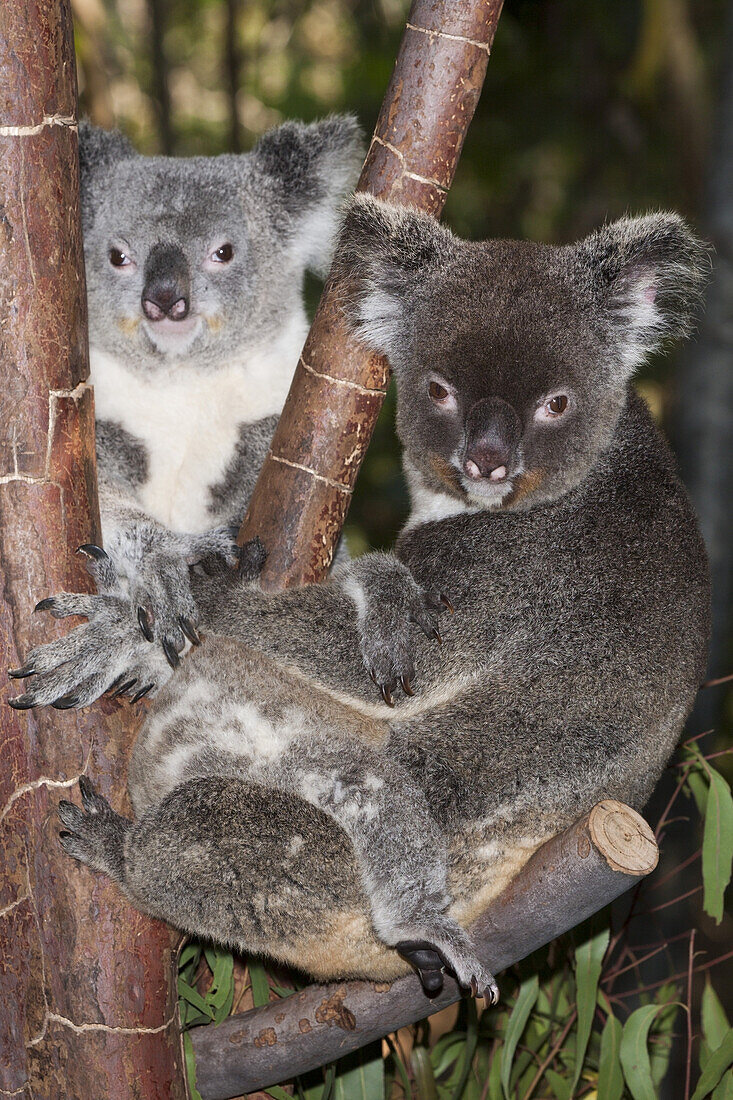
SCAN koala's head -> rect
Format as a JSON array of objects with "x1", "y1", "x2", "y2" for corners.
[
  {"x1": 78, "y1": 117, "x2": 362, "y2": 370},
  {"x1": 335, "y1": 196, "x2": 707, "y2": 512}
]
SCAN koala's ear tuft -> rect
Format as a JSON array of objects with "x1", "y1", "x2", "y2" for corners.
[
  {"x1": 252, "y1": 115, "x2": 364, "y2": 275},
  {"x1": 577, "y1": 213, "x2": 710, "y2": 376},
  {"x1": 78, "y1": 122, "x2": 137, "y2": 226},
  {"x1": 332, "y1": 195, "x2": 458, "y2": 358}
]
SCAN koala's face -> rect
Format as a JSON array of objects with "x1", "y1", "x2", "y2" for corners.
[
  {"x1": 337, "y1": 197, "x2": 706, "y2": 511},
  {"x1": 79, "y1": 119, "x2": 362, "y2": 370}
]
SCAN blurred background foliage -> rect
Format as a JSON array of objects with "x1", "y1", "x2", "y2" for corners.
[{"x1": 71, "y1": 1, "x2": 733, "y2": 1094}]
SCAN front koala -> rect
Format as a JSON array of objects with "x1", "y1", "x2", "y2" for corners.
[
  {"x1": 9, "y1": 117, "x2": 362, "y2": 708},
  {"x1": 56, "y1": 198, "x2": 710, "y2": 1000}
]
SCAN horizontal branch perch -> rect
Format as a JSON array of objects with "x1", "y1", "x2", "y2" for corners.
[{"x1": 190, "y1": 800, "x2": 658, "y2": 1100}]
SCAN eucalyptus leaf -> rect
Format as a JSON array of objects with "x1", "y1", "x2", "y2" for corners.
[
  {"x1": 712, "y1": 1070, "x2": 733, "y2": 1100},
  {"x1": 249, "y1": 958, "x2": 272, "y2": 1007},
  {"x1": 701, "y1": 766, "x2": 733, "y2": 923},
  {"x1": 333, "y1": 1046, "x2": 385, "y2": 1100},
  {"x1": 501, "y1": 974, "x2": 539, "y2": 1099},
  {"x1": 619, "y1": 1004, "x2": 669, "y2": 1100},
  {"x1": 702, "y1": 978, "x2": 730, "y2": 1052},
  {"x1": 183, "y1": 1032, "x2": 204, "y2": 1100},
  {"x1": 178, "y1": 979, "x2": 215, "y2": 1020},
  {"x1": 411, "y1": 1045, "x2": 439, "y2": 1100},
  {"x1": 691, "y1": 1032, "x2": 733, "y2": 1100},
  {"x1": 598, "y1": 1011, "x2": 624, "y2": 1100},
  {"x1": 572, "y1": 924, "x2": 610, "y2": 1093}
]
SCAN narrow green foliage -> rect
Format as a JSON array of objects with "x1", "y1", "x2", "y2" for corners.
[
  {"x1": 451, "y1": 998, "x2": 479, "y2": 1100},
  {"x1": 702, "y1": 766, "x2": 733, "y2": 923},
  {"x1": 178, "y1": 978, "x2": 215, "y2": 1021},
  {"x1": 691, "y1": 1032, "x2": 733, "y2": 1100},
  {"x1": 332, "y1": 1047, "x2": 385, "y2": 1100},
  {"x1": 411, "y1": 1045, "x2": 439, "y2": 1100},
  {"x1": 501, "y1": 974, "x2": 539, "y2": 1099},
  {"x1": 544, "y1": 1067, "x2": 572, "y2": 1099},
  {"x1": 266, "y1": 1087, "x2": 294, "y2": 1100},
  {"x1": 203, "y1": 945, "x2": 235, "y2": 1024},
  {"x1": 712, "y1": 1071, "x2": 733, "y2": 1100},
  {"x1": 249, "y1": 958, "x2": 273, "y2": 1007},
  {"x1": 571, "y1": 923, "x2": 609, "y2": 1093},
  {"x1": 598, "y1": 1010, "x2": 624, "y2": 1100},
  {"x1": 183, "y1": 1032, "x2": 204, "y2": 1100},
  {"x1": 619, "y1": 1003, "x2": 674, "y2": 1100},
  {"x1": 701, "y1": 979, "x2": 731, "y2": 1072}
]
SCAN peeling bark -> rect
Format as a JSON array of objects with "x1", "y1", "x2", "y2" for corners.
[
  {"x1": 0, "y1": 2, "x2": 184, "y2": 1095},
  {"x1": 238, "y1": 0, "x2": 504, "y2": 588}
]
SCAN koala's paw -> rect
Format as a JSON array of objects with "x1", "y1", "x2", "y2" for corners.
[
  {"x1": 354, "y1": 573, "x2": 452, "y2": 706},
  {"x1": 396, "y1": 918, "x2": 499, "y2": 1005},
  {"x1": 8, "y1": 585, "x2": 173, "y2": 711},
  {"x1": 58, "y1": 777, "x2": 130, "y2": 880}
]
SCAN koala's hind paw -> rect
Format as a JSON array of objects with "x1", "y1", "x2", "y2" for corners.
[
  {"x1": 360, "y1": 584, "x2": 450, "y2": 705},
  {"x1": 58, "y1": 777, "x2": 130, "y2": 880},
  {"x1": 396, "y1": 917, "x2": 498, "y2": 1004}
]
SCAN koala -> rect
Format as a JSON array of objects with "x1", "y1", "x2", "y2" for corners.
[
  {"x1": 56, "y1": 196, "x2": 710, "y2": 1000},
  {"x1": 8, "y1": 116, "x2": 363, "y2": 707}
]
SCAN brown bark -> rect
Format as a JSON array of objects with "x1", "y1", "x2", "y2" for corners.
[
  {"x1": 0, "y1": 2, "x2": 185, "y2": 1096},
  {"x1": 238, "y1": 0, "x2": 504, "y2": 588},
  {"x1": 190, "y1": 802, "x2": 658, "y2": 1099}
]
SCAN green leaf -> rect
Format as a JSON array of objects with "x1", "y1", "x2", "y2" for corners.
[
  {"x1": 702, "y1": 767, "x2": 733, "y2": 923},
  {"x1": 452, "y1": 998, "x2": 479, "y2": 1100},
  {"x1": 572, "y1": 924, "x2": 610, "y2": 1093},
  {"x1": 431, "y1": 1033, "x2": 466, "y2": 1078},
  {"x1": 544, "y1": 1068, "x2": 572, "y2": 1099},
  {"x1": 249, "y1": 959, "x2": 272, "y2": 1007},
  {"x1": 686, "y1": 768, "x2": 709, "y2": 816},
  {"x1": 691, "y1": 1032, "x2": 733, "y2": 1100},
  {"x1": 411, "y1": 1045, "x2": 439, "y2": 1100},
  {"x1": 385, "y1": 1033, "x2": 411, "y2": 1099},
  {"x1": 183, "y1": 1032, "x2": 204, "y2": 1100},
  {"x1": 598, "y1": 1011, "x2": 624, "y2": 1100},
  {"x1": 333, "y1": 1047, "x2": 385, "y2": 1100},
  {"x1": 178, "y1": 978, "x2": 215, "y2": 1020},
  {"x1": 712, "y1": 1070, "x2": 733, "y2": 1100},
  {"x1": 501, "y1": 974, "x2": 539, "y2": 1099},
  {"x1": 620, "y1": 1004, "x2": 671, "y2": 1100},
  {"x1": 702, "y1": 979, "x2": 730, "y2": 1053},
  {"x1": 266, "y1": 1088, "x2": 293, "y2": 1100},
  {"x1": 203, "y1": 946, "x2": 235, "y2": 1024}
]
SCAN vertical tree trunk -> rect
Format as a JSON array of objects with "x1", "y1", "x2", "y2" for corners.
[
  {"x1": 0, "y1": 2, "x2": 185, "y2": 1095},
  {"x1": 147, "y1": 0, "x2": 174, "y2": 154},
  {"x1": 238, "y1": 0, "x2": 504, "y2": 588},
  {"x1": 224, "y1": 0, "x2": 242, "y2": 153}
]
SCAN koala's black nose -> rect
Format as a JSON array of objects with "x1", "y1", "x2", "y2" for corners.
[
  {"x1": 142, "y1": 242, "x2": 190, "y2": 322},
  {"x1": 463, "y1": 398, "x2": 521, "y2": 481}
]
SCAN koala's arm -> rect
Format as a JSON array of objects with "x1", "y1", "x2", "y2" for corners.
[{"x1": 192, "y1": 551, "x2": 449, "y2": 706}]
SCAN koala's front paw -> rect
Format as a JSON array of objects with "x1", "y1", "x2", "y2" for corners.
[
  {"x1": 345, "y1": 560, "x2": 452, "y2": 706},
  {"x1": 128, "y1": 525, "x2": 240, "y2": 665},
  {"x1": 8, "y1": 547, "x2": 173, "y2": 710},
  {"x1": 58, "y1": 777, "x2": 130, "y2": 879}
]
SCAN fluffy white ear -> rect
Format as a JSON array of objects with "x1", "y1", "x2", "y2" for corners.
[
  {"x1": 332, "y1": 194, "x2": 458, "y2": 358},
  {"x1": 576, "y1": 212, "x2": 710, "y2": 377},
  {"x1": 252, "y1": 115, "x2": 364, "y2": 276}
]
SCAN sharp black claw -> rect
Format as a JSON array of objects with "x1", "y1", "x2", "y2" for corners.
[
  {"x1": 78, "y1": 775, "x2": 96, "y2": 800},
  {"x1": 59, "y1": 830, "x2": 72, "y2": 839},
  {"x1": 380, "y1": 684, "x2": 395, "y2": 707},
  {"x1": 484, "y1": 982, "x2": 500, "y2": 1007},
  {"x1": 34, "y1": 598, "x2": 55, "y2": 613},
  {"x1": 76, "y1": 543, "x2": 108, "y2": 561},
  {"x1": 162, "y1": 639, "x2": 180, "y2": 669},
  {"x1": 469, "y1": 976, "x2": 479, "y2": 998},
  {"x1": 9, "y1": 666, "x2": 35, "y2": 679},
  {"x1": 178, "y1": 616, "x2": 201, "y2": 646},
  {"x1": 400, "y1": 674, "x2": 414, "y2": 697},
  {"x1": 110, "y1": 678, "x2": 136, "y2": 700},
  {"x1": 130, "y1": 683, "x2": 154, "y2": 703},
  {"x1": 431, "y1": 627, "x2": 443, "y2": 645},
  {"x1": 8, "y1": 694, "x2": 35, "y2": 710},
  {"x1": 106, "y1": 673, "x2": 127, "y2": 695},
  {"x1": 440, "y1": 593, "x2": 454, "y2": 614},
  {"x1": 368, "y1": 668, "x2": 377, "y2": 684},
  {"x1": 51, "y1": 694, "x2": 80, "y2": 710},
  {"x1": 137, "y1": 606, "x2": 154, "y2": 642}
]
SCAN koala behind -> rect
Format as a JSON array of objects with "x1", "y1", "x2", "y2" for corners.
[
  {"x1": 57, "y1": 197, "x2": 710, "y2": 998},
  {"x1": 9, "y1": 117, "x2": 362, "y2": 708}
]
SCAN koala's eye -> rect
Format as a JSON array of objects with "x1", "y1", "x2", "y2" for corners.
[
  {"x1": 429, "y1": 381, "x2": 449, "y2": 403},
  {"x1": 212, "y1": 244, "x2": 234, "y2": 264},
  {"x1": 547, "y1": 395, "x2": 568, "y2": 416},
  {"x1": 109, "y1": 247, "x2": 131, "y2": 268}
]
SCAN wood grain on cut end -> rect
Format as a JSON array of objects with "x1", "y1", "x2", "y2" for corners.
[{"x1": 589, "y1": 799, "x2": 659, "y2": 876}]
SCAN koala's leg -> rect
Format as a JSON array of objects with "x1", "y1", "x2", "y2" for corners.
[
  {"x1": 58, "y1": 776, "x2": 402, "y2": 982},
  {"x1": 255, "y1": 743, "x2": 496, "y2": 997}
]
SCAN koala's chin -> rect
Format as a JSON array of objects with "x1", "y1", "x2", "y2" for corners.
[{"x1": 141, "y1": 314, "x2": 204, "y2": 357}]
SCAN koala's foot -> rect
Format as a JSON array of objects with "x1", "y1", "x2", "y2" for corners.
[
  {"x1": 340, "y1": 554, "x2": 452, "y2": 706},
  {"x1": 58, "y1": 777, "x2": 130, "y2": 881},
  {"x1": 394, "y1": 916, "x2": 498, "y2": 1004}
]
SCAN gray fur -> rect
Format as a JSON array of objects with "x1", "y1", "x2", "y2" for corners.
[
  {"x1": 12, "y1": 118, "x2": 363, "y2": 706},
  {"x1": 58, "y1": 198, "x2": 710, "y2": 993}
]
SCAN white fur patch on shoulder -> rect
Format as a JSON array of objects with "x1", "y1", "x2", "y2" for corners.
[{"x1": 91, "y1": 311, "x2": 307, "y2": 533}]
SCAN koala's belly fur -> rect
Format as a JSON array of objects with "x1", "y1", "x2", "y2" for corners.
[{"x1": 90, "y1": 311, "x2": 306, "y2": 533}]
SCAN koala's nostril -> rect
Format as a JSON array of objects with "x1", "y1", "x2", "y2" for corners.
[
  {"x1": 142, "y1": 298, "x2": 166, "y2": 322},
  {"x1": 489, "y1": 465, "x2": 507, "y2": 482},
  {"x1": 168, "y1": 297, "x2": 189, "y2": 321},
  {"x1": 464, "y1": 459, "x2": 482, "y2": 480}
]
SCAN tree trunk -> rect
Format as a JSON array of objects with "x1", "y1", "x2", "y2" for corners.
[
  {"x1": 237, "y1": 0, "x2": 504, "y2": 588},
  {"x1": 147, "y1": 0, "x2": 174, "y2": 154},
  {"x1": 0, "y1": 2, "x2": 185, "y2": 1095},
  {"x1": 191, "y1": 802, "x2": 658, "y2": 1099}
]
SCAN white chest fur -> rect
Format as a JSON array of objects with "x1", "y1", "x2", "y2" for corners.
[{"x1": 90, "y1": 315, "x2": 306, "y2": 533}]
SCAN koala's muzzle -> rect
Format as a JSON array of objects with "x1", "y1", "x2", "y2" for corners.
[
  {"x1": 142, "y1": 243, "x2": 191, "y2": 322},
  {"x1": 463, "y1": 398, "x2": 522, "y2": 482}
]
